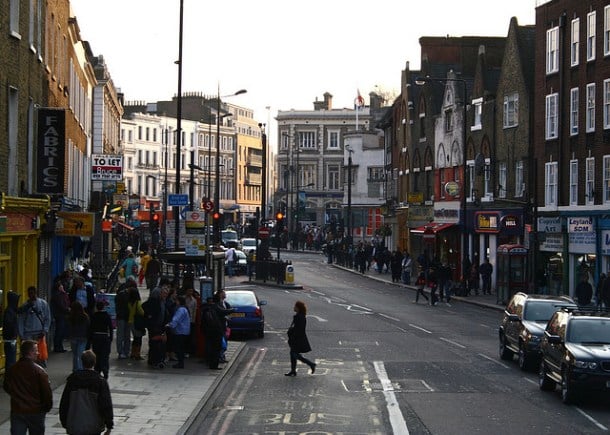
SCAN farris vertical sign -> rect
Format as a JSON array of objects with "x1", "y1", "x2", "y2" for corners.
[
  {"x1": 37, "y1": 108, "x2": 65, "y2": 194},
  {"x1": 91, "y1": 154, "x2": 123, "y2": 181}
]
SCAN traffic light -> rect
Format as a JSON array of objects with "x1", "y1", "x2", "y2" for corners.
[
  {"x1": 150, "y1": 207, "x2": 159, "y2": 234},
  {"x1": 212, "y1": 212, "x2": 221, "y2": 221},
  {"x1": 275, "y1": 211, "x2": 284, "y2": 232}
]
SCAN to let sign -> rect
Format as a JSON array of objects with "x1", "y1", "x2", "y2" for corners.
[{"x1": 92, "y1": 154, "x2": 123, "y2": 181}]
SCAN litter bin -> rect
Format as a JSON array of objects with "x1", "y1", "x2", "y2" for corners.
[{"x1": 285, "y1": 264, "x2": 294, "y2": 284}]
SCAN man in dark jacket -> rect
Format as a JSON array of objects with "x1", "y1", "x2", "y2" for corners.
[
  {"x1": 3, "y1": 339, "x2": 53, "y2": 434},
  {"x1": 59, "y1": 349, "x2": 113, "y2": 434},
  {"x1": 575, "y1": 274, "x2": 593, "y2": 306},
  {"x1": 114, "y1": 279, "x2": 133, "y2": 359},
  {"x1": 2, "y1": 291, "x2": 20, "y2": 368}
]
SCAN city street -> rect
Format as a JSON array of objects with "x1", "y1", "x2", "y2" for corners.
[{"x1": 189, "y1": 251, "x2": 610, "y2": 434}]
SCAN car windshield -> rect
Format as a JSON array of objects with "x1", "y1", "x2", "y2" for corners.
[
  {"x1": 523, "y1": 301, "x2": 567, "y2": 321},
  {"x1": 567, "y1": 319, "x2": 610, "y2": 344},
  {"x1": 226, "y1": 292, "x2": 257, "y2": 306},
  {"x1": 242, "y1": 239, "x2": 256, "y2": 246},
  {"x1": 222, "y1": 231, "x2": 238, "y2": 241}
]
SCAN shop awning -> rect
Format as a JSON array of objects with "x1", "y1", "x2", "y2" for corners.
[{"x1": 410, "y1": 222, "x2": 455, "y2": 234}]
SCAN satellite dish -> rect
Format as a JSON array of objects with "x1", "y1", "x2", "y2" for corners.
[{"x1": 474, "y1": 153, "x2": 485, "y2": 176}]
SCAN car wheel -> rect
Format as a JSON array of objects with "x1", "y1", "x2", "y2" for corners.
[
  {"x1": 538, "y1": 361, "x2": 555, "y2": 391},
  {"x1": 561, "y1": 368, "x2": 576, "y2": 404},
  {"x1": 499, "y1": 335, "x2": 514, "y2": 360},
  {"x1": 518, "y1": 345, "x2": 530, "y2": 371}
]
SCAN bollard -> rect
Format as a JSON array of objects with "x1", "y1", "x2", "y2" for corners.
[{"x1": 285, "y1": 264, "x2": 294, "y2": 284}]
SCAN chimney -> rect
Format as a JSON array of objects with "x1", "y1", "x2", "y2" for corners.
[{"x1": 323, "y1": 92, "x2": 333, "y2": 110}]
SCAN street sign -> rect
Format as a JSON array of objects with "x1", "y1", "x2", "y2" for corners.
[
  {"x1": 258, "y1": 227, "x2": 270, "y2": 239},
  {"x1": 168, "y1": 194, "x2": 189, "y2": 206},
  {"x1": 203, "y1": 200, "x2": 214, "y2": 212}
]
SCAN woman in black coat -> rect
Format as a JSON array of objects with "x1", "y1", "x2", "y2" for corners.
[{"x1": 285, "y1": 300, "x2": 316, "y2": 376}]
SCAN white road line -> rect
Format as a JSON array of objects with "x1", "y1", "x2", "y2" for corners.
[
  {"x1": 478, "y1": 353, "x2": 510, "y2": 369},
  {"x1": 373, "y1": 361, "x2": 410, "y2": 435},
  {"x1": 408, "y1": 323, "x2": 432, "y2": 334},
  {"x1": 523, "y1": 377, "x2": 538, "y2": 386},
  {"x1": 576, "y1": 407, "x2": 608, "y2": 431},
  {"x1": 439, "y1": 337, "x2": 466, "y2": 348},
  {"x1": 308, "y1": 314, "x2": 328, "y2": 322},
  {"x1": 379, "y1": 313, "x2": 400, "y2": 321}
]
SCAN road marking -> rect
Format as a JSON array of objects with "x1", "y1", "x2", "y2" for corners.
[
  {"x1": 408, "y1": 323, "x2": 432, "y2": 334},
  {"x1": 523, "y1": 377, "x2": 538, "y2": 386},
  {"x1": 439, "y1": 337, "x2": 466, "y2": 348},
  {"x1": 478, "y1": 353, "x2": 510, "y2": 368},
  {"x1": 308, "y1": 314, "x2": 328, "y2": 322},
  {"x1": 373, "y1": 361, "x2": 410, "y2": 435},
  {"x1": 576, "y1": 407, "x2": 608, "y2": 431},
  {"x1": 379, "y1": 313, "x2": 400, "y2": 322}
]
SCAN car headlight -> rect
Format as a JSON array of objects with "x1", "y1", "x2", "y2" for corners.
[{"x1": 573, "y1": 360, "x2": 598, "y2": 369}]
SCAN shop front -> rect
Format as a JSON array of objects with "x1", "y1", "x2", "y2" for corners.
[{"x1": 0, "y1": 193, "x2": 50, "y2": 372}]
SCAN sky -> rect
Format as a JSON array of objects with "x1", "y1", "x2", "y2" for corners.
[{"x1": 71, "y1": 1, "x2": 536, "y2": 145}]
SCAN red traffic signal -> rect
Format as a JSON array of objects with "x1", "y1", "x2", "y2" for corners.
[
  {"x1": 152, "y1": 213, "x2": 159, "y2": 222},
  {"x1": 212, "y1": 212, "x2": 221, "y2": 220},
  {"x1": 275, "y1": 212, "x2": 284, "y2": 221}
]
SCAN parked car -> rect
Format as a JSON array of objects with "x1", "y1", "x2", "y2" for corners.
[
  {"x1": 224, "y1": 249, "x2": 247, "y2": 275},
  {"x1": 499, "y1": 292, "x2": 575, "y2": 370},
  {"x1": 224, "y1": 289, "x2": 267, "y2": 338},
  {"x1": 239, "y1": 238, "x2": 258, "y2": 255},
  {"x1": 539, "y1": 307, "x2": 610, "y2": 404}
]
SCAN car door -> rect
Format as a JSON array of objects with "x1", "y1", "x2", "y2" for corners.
[
  {"x1": 505, "y1": 294, "x2": 524, "y2": 351},
  {"x1": 544, "y1": 311, "x2": 564, "y2": 378}
]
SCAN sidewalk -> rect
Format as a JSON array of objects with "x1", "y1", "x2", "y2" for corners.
[
  {"x1": 331, "y1": 262, "x2": 505, "y2": 312},
  {"x1": 0, "y1": 316, "x2": 246, "y2": 435}
]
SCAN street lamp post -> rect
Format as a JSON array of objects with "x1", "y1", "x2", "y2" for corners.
[
  {"x1": 213, "y1": 87, "x2": 247, "y2": 245},
  {"x1": 188, "y1": 161, "x2": 203, "y2": 211},
  {"x1": 346, "y1": 145, "x2": 353, "y2": 245},
  {"x1": 174, "y1": 0, "x2": 184, "y2": 252},
  {"x1": 416, "y1": 74, "x2": 469, "y2": 281}
]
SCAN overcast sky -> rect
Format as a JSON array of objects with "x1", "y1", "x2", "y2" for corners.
[{"x1": 71, "y1": 1, "x2": 536, "y2": 144}]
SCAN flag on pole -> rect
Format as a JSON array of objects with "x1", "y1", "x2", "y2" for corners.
[{"x1": 354, "y1": 89, "x2": 365, "y2": 108}]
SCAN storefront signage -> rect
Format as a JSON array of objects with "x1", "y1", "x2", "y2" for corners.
[
  {"x1": 501, "y1": 215, "x2": 519, "y2": 230},
  {"x1": 568, "y1": 217, "x2": 595, "y2": 254},
  {"x1": 37, "y1": 108, "x2": 66, "y2": 194},
  {"x1": 475, "y1": 211, "x2": 500, "y2": 233},
  {"x1": 408, "y1": 192, "x2": 424, "y2": 204},
  {"x1": 92, "y1": 154, "x2": 123, "y2": 181},
  {"x1": 540, "y1": 234, "x2": 564, "y2": 252},
  {"x1": 407, "y1": 205, "x2": 434, "y2": 224},
  {"x1": 444, "y1": 181, "x2": 459, "y2": 196},
  {"x1": 538, "y1": 216, "x2": 561, "y2": 233},
  {"x1": 568, "y1": 217, "x2": 593, "y2": 233},
  {"x1": 55, "y1": 212, "x2": 95, "y2": 237}
]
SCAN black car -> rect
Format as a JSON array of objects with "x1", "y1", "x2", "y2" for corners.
[
  {"x1": 499, "y1": 292, "x2": 575, "y2": 370},
  {"x1": 539, "y1": 308, "x2": 610, "y2": 404}
]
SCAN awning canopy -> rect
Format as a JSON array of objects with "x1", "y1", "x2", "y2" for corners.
[{"x1": 410, "y1": 222, "x2": 456, "y2": 234}]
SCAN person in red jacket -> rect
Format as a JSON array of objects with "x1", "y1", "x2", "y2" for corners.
[{"x1": 3, "y1": 339, "x2": 53, "y2": 434}]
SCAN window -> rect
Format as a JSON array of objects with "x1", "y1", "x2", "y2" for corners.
[
  {"x1": 367, "y1": 167, "x2": 384, "y2": 182},
  {"x1": 587, "y1": 11, "x2": 596, "y2": 61},
  {"x1": 570, "y1": 88, "x2": 579, "y2": 135},
  {"x1": 605, "y1": 6, "x2": 610, "y2": 56},
  {"x1": 545, "y1": 162, "x2": 558, "y2": 206},
  {"x1": 586, "y1": 83, "x2": 596, "y2": 132},
  {"x1": 546, "y1": 93, "x2": 559, "y2": 139},
  {"x1": 503, "y1": 93, "x2": 518, "y2": 128},
  {"x1": 298, "y1": 131, "x2": 316, "y2": 149},
  {"x1": 570, "y1": 160, "x2": 578, "y2": 205},
  {"x1": 145, "y1": 127, "x2": 150, "y2": 141},
  {"x1": 440, "y1": 169, "x2": 446, "y2": 199},
  {"x1": 10, "y1": 0, "x2": 20, "y2": 36},
  {"x1": 328, "y1": 131, "x2": 339, "y2": 149},
  {"x1": 137, "y1": 150, "x2": 142, "y2": 165},
  {"x1": 472, "y1": 98, "x2": 482, "y2": 130},
  {"x1": 444, "y1": 108, "x2": 453, "y2": 132},
  {"x1": 328, "y1": 165, "x2": 340, "y2": 190},
  {"x1": 280, "y1": 133, "x2": 290, "y2": 150},
  {"x1": 484, "y1": 159, "x2": 491, "y2": 196},
  {"x1": 498, "y1": 162, "x2": 507, "y2": 198},
  {"x1": 604, "y1": 155, "x2": 610, "y2": 203},
  {"x1": 571, "y1": 18, "x2": 580, "y2": 66},
  {"x1": 515, "y1": 160, "x2": 524, "y2": 197},
  {"x1": 586, "y1": 157, "x2": 595, "y2": 204},
  {"x1": 546, "y1": 27, "x2": 559, "y2": 74},
  {"x1": 604, "y1": 79, "x2": 610, "y2": 129},
  {"x1": 138, "y1": 126, "x2": 142, "y2": 140}
]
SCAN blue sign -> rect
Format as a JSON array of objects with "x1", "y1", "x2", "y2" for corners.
[{"x1": 168, "y1": 194, "x2": 189, "y2": 206}]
